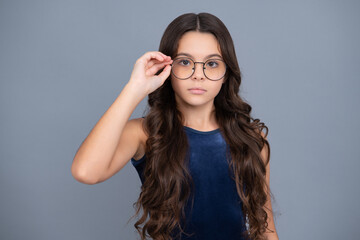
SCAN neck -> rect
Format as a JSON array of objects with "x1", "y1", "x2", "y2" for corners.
[{"x1": 177, "y1": 100, "x2": 218, "y2": 131}]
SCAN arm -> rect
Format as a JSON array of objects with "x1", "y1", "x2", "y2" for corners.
[
  {"x1": 71, "y1": 51, "x2": 173, "y2": 184},
  {"x1": 71, "y1": 83, "x2": 147, "y2": 184},
  {"x1": 260, "y1": 131, "x2": 279, "y2": 240}
]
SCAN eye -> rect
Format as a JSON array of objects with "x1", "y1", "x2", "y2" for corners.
[
  {"x1": 179, "y1": 59, "x2": 191, "y2": 66},
  {"x1": 206, "y1": 60, "x2": 219, "y2": 68}
]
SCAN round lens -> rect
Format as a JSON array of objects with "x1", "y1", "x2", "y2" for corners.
[
  {"x1": 204, "y1": 59, "x2": 226, "y2": 80},
  {"x1": 171, "y1": 58, "x2": 194, "y2": 79}
]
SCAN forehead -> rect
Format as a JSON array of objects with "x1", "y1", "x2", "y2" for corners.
[{"x1": 176, "y1": 31, "x2": 222, "y2": 59}]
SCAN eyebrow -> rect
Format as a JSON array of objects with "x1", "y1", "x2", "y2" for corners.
[{"x1": 175, "y1": 52, "x2": 223, "y2": 60}]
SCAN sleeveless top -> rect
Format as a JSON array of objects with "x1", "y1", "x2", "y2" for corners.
[{"x1": 130, "y1": 126, "x2": 248, "y2": 240}]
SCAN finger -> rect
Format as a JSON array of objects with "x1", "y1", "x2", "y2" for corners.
[
  {"x1": 156, "y1": 52, "x2": 172, "y2": 63},
  {"x1": 145, "y1": 58, "x2": 163, "y2": 70},
  {"x1": 146, "y1": 59, "x2": 173, "y2": 76},
  {"x1": 157, "y1": 64, "x2": 172, "y2": 82},
  {"x1": 146, "y1": 58, "x2": 172, "y2": 70},
  {"x1": 145, "y1": 62, "x2": 168, "y2": 76},
  {"x1": 145, "y1": 52, "x2": 164, "y2": 63},
  {"x1": 136, "y1": 52, "x2": 164, "y2": 67},
  {"x1": 159, "y1": 52, "x2": 170, "y2": 59}
]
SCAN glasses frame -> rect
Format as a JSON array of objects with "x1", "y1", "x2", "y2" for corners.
[{"x1": 170, "y1": 57, "x2": 228, "y2": 81}]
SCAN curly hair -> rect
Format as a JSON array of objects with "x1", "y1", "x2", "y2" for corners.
[{"x1": 129, "y1": 12, "x2": 275, "y2": 240}]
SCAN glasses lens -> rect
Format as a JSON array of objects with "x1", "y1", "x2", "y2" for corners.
[
  {"x1": 171, "y1": 58, "x2": 194, "y2": 79},
  {"x1": 171, "y1": 57, "x2": 226, "y2": 80},
  {"x1": 204, "y1": 59, "x2": 226, "y2": 80}
]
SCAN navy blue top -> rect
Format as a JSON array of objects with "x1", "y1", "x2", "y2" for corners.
[{"x1": 131, "y1": 126, "x2": 248, "y2": 239}]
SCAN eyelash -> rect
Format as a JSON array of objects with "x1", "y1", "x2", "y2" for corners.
[{"x1": 179, "y1": 59, "x2": 219, "y2": 67}]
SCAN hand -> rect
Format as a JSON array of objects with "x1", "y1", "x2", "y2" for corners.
[{"x1": 128, "y1": 51, "x2": 173, "y2": 95}]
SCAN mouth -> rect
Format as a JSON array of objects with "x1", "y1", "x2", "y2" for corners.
[
  {"x1": 188, "y1": 87, "x2": 206, "y2": 91},
  {"x1": 188, "y1": 87, "x2": 207, "y2": 94}
]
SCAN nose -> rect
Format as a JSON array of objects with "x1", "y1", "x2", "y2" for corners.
[{"x1": 191, "y1": 62, "x2": 205, "y2": 80}]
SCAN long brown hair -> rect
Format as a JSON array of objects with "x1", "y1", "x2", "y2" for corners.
[{"x1": 129, "y1": 12, "x2": 274, "y2": 240}]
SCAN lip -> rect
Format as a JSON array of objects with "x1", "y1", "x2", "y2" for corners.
[
  {"x1": 188, "y1": 87, "x2": 206, "y2": 91},
  {"x1": 188, "y1": 88, "x2": 206, "y2": 94}
]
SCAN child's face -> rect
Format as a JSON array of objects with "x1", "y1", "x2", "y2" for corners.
[{"x1": 170, "y1": 31, "x2": 225, "y2": 109}]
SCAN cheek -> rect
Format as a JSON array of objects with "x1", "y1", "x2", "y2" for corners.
[
  {"x1": 170, "y1": 77, "x2": 177, "y2": 92},
  {"x1": 211, "y1": 83, "x2": 224, "y2": 94},
  {"x1": 171, "y1": 77, "x2": 186, "y2": 93}
]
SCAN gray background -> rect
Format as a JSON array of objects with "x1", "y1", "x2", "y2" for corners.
[{"x1": 1, "y1": 0, "x2": 359, "y2": 239}]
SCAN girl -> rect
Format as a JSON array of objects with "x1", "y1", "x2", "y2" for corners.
[{"x1": 72, "y1": 12, "x2": 279, "y2": 240}]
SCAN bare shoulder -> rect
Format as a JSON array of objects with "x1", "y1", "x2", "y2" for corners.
[
  {"x1": 254, "y1": 127, "x2": 267, "y2": 139},
  {"x1": 131, "y1": 117, "x2": 148, "y2": 161},
  {"x1": 257, "y1": 129, "x2": 269, "y2": 166}
]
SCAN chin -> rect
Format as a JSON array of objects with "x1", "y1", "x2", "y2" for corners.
[{"x1": 175, "y1": 94, "x2": 213, "y2": 107}]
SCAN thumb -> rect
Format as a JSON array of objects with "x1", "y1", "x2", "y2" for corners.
[{"x1": 157, "y1": 64, "x2": 171, "y2": 82}]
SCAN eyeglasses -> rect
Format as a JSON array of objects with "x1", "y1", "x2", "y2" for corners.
[{"x1": 170, "y1": 57, "x2": 227, "y2": 81}]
